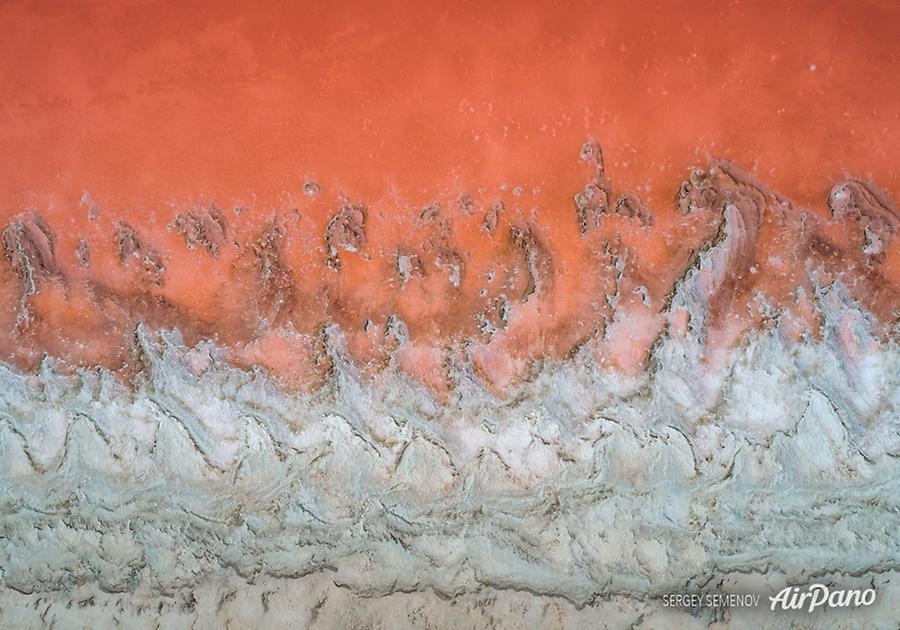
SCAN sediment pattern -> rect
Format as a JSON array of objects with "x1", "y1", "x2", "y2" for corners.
[{"x1": 0, "y1": 155, "x2": 898, "y2": 627}]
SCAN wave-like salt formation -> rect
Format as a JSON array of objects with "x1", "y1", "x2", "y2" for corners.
[{"x1": 0, "y1": 275, "x2": 898, "y2": 623}]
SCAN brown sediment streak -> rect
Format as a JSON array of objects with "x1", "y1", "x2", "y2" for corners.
[
  {"x1": 509, "y1": 224, "x2": 553, "y2": 303},
  {"x1": 2, "y1": 211, "x2": 58, "y2": 295},
  {"x1": 114, "y1": 221, "x2": 165, "y2": 285},
  {"x1": 170, "y1": 206, "x2": 227, "y2": 256},
  {"x1": 325, "y1": 204, "x2": 368, "y2": 270},
  {"x1": 248, "y1": 222, "x2": 295, "y2": 327}
]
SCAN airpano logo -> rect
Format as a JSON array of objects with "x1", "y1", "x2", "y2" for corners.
[{"x1": 769, "y1": 584, "x2": 876, "y2": 613}]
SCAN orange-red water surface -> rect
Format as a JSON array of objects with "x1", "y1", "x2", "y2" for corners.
[{"x1": 1, "y1": 0, "x2": 898, "y2": 392}]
